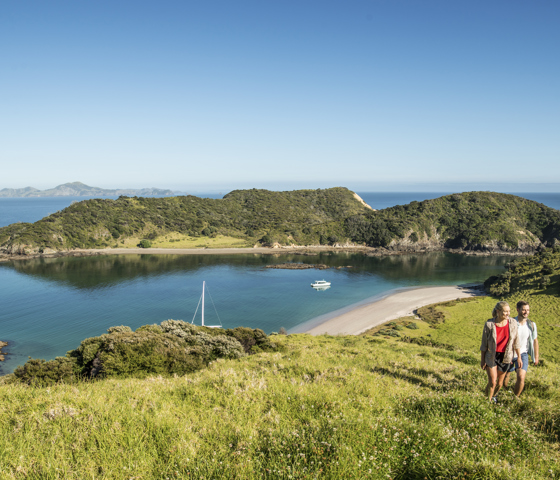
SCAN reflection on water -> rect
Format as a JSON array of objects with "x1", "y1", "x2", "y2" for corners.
[
  {"x1": 0, "y1": 252, "x2": 512, "y2": 374},
  {"x1": 5, "y1": 252, "x2": 511, "y2": 291}
]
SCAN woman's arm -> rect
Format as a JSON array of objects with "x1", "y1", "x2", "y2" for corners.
[{"x1": 481, "y1": 351, "x2": 487, "y2": 370}]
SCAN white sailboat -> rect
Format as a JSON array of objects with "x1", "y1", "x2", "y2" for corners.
[{"x1": 192, "y1": 281, "x2": 222, "y2": 328}]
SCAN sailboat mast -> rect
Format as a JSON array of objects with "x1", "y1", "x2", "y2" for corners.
[{"x1": 201, "y1": 281, "x2": 205, "y2": 327}]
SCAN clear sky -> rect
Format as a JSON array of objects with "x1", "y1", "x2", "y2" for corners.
[{"x1": 1, "y1": 0, "x2": 559, "y2": 193}]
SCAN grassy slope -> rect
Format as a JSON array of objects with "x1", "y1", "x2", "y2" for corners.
[{"x1": 1, "y1": 335, "x2": 559, "y2": 479}]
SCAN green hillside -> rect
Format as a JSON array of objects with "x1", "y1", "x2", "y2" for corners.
[
  {"x1": 346, "y1": 191, "x2": 560, "y2": 251},
  {"x1": 0, "y1": 187, "x2": 368, "y2": 253},
  {"x1": 1, "y1": 331, "x2": 559, "y2": 479},
  {"x1": 1, "y1": 189, "x2": 559, "y2": 255}
]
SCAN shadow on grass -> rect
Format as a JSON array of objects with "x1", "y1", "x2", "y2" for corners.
[{"x1": 371, "y1": 365, "x2": 474, "y2": 392}]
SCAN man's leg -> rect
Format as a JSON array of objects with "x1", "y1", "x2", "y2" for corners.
[
  {"x1": 514, "y1": 354, "x2": 529, "y2": 397},
  {"x1": 514, "y1": 369, "x2": 526, "y2": 396}
]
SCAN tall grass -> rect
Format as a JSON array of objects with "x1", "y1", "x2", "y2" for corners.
[{"x1": 1, "y1": 334, "x2": 559, "y2": 479}]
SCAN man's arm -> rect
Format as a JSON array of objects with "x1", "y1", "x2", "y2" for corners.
[{"x1": 533, "y1": 338, "x2": 539, "y2": 365}]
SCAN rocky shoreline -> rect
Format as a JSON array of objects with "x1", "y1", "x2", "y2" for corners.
[{"x1": 0, "y1": 341, "x2": 7, "y2": 362}]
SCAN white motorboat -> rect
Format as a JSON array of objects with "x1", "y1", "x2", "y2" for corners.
[
  {"x1": 192, "y1": 281, "x2": 222, "y2": 328},
  {"x1": 311, "y1": 280, "x2": 331, "y2": 288}
]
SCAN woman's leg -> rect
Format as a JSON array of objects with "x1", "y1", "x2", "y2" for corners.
[
  {"x1": 485, "y1": 366, "x2": 498, "y2": 400},
  {"x1": 495, "y1": 368, "x2": 508, "y2": 396}
]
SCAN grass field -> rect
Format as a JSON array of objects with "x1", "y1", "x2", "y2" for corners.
[
  {"x1": 118, "y1": 233, "x2": 253, "y2": 249},
  {"x1": 1, "y1": 332, "x2": 559, "y2": 479}
]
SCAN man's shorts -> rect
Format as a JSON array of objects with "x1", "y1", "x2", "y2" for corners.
[
  {"x1": 508, "y1": 352, "x2": 529, "y2": 372},
  {"x1": 495, "y1": 352, "x2": 513, "y2": 373}
]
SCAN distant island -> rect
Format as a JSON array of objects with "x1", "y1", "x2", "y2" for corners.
[{"x1": 0, "y1": 181, "x2": 176, "y2": 198}]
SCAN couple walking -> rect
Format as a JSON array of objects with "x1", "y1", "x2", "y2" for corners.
[{"x1": 480, "y1": 300, "x2": 539, "y2": 402}]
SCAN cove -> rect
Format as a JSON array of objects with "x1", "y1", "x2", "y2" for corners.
[{"x1": 0, "y1": 252, "x2": 512, "y2": 374}]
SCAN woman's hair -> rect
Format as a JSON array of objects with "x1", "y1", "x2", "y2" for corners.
[{"x1": 492, "y1": 301, "x2": 509, "y2": 319}]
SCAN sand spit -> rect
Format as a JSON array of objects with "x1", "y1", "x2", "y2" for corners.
[{"x1": 303, "y1": 285, "x2": 483, "y2": 336}]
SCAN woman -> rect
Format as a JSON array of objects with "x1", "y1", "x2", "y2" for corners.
[{"x1": 480, "y1": 301, "x2": 521, "y2": 402}]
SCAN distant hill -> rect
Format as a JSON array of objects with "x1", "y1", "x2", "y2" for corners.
[
  {"x1": 0, "y1": 188, "x2": 559, "y2": 255},
  {"x1": 0, "y1": 181, "x2": 175, "y2": 198}
]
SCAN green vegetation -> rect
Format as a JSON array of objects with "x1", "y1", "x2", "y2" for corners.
[
  {"x1": 1, "y1": 332, "x2": 559, "y2": 479},
  {"x1": 345, "y1": 191, "x2": 560, "y2": 250},
  {"x1": 8, "y1": 322, "x2": 279, "y2": 387},
  {"x1": 0, "y1": 187, "x2": 368, "y2": 252},
  {"x1": 485, "y1": 246, "x2": 560, "y2": 296},
  {"x1": 1, "y1": 189, "x2": 559, "y2": 254}
]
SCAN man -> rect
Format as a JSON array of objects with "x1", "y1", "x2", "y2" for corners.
[{"x1": 504, "y1": 300, "x2": 539, "y2": 397}]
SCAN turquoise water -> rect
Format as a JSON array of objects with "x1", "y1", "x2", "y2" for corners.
[{"x1": 0, "y1": 252, "x2": 512, "y2": 374}]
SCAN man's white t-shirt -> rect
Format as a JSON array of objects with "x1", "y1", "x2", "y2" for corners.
[{"x1": 517, "y1": 321, "x2": 531, "y2": 355}]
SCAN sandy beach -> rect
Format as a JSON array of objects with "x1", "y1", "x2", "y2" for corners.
[{"x1": 303, "y1": 285, "x2": 482, "y2": 336}]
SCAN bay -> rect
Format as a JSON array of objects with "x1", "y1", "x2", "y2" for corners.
[{"x1": 0, "y1": 251, "x2": 512, "y2": 374}]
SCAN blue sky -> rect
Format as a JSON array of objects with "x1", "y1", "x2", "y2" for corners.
[{"x1": 1, "y1": 0, "x2": 559, "y2": 193}]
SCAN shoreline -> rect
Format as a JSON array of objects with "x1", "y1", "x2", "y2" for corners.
[
  {"x1": 0, "y1": 341, "x2": 6, "y2": 362},
  {"x1": 297, "y1": 284, "x2": 484, "y2": 336},
  {"x1": 0, "y1": 245, "x2": 529, "y2": 263}
]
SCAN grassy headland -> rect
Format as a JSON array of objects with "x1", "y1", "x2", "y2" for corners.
[{"x1": 1, "y1": 188, "x2": 559, "y2": 256}]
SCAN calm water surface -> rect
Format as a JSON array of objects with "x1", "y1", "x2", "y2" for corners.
[{"x1": 0, "y1": 252, "x2": 513, "y2": 374}]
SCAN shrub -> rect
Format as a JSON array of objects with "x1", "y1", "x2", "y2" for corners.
[
  {"x1": 138, "y1": 239, "x2": 152, "y2": 248},
  {"x1": 13, "y1": 357, "x2": 78, "y2": 386},
  {"x1": 107, "y1": 325, "x2": 132, "y2": 334},
  {"x1": 226, "y1": 327, "x2": 276, "y2": 354},
  {"x1": 12, "y1": 321, "x2": 280, "y2": 384},
  {"x1": 406, "y1": 322, "x2": 419, "y2": 329}
]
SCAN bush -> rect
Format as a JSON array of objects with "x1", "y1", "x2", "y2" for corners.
[
  {"x1": 226, "y1": 327, "x2": 277, "y2": 354},
  {"x1": 12, "y1": 320, "x2": 280, "y2": 385},
  {"x1": 13, "y1": 357, "x2": 78, "y2": 386},
  {"x1": 138, "y1": 239, "x2": 152, "y2": 248},
  {"x1": 107, "y1": 325, "x2": 132, "y2": 334}
]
